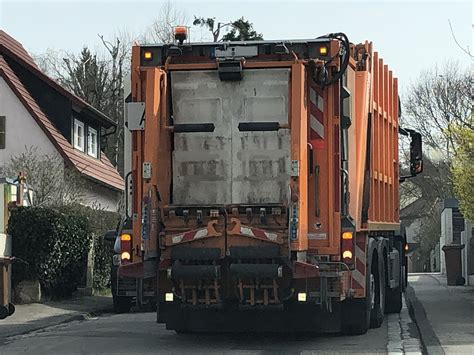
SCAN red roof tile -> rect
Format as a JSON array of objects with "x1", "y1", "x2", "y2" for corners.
[
  {"x1": 0, "y1": 55, "x2": 124, "y2": 191},
  {"x1": 0, "y1": 31, "x2": 39, "y2": 69}
]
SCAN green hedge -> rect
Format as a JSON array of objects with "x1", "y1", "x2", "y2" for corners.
[
  {"x1": 60, "y1": 205, "x2": 119, "y2": 291},
  {"x1": 9, "y1": 205, "x2": 120, "y2": 298},
  {"x1": 10, "y1": 207, "x2": 92, "y2": 298}
]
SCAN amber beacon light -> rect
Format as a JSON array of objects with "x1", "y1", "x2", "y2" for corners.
[{"x1": 174, "y1": 26, "x2": 188, "y2": 44}]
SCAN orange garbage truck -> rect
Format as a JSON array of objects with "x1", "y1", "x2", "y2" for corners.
[{"x1": 116, "y1": 29, "x2": 423, "y2": 334}]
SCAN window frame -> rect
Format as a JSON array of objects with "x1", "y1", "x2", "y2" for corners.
[
  {"x1": 87, "y1": 126, "x2": 98, "y2": 158},
  {"x1": 0, "y1": 116, "x2": 5, "y2": 149},
  {"x1": 73, "y1": 118, "x2": 85, "y2": 151}
]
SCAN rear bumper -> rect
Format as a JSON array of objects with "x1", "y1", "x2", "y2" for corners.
[{"x1": 160, "y1": 300, "x2": 344, "y2": 333}]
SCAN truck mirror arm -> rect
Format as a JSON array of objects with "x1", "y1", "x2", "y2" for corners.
[{"x1": 399, "y1": 127, "x2": 423, "y2": 182}]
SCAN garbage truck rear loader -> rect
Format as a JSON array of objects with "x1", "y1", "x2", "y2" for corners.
[{"x1": 118, "y1": 30, "x2": 423, "y2": 334}]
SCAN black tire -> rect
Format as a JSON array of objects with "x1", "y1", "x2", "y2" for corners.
[
  {"x1": 342, "y1": 256, "x2": 372, "y2": 335},
  {"x1": 370, "y1": 254, "x2": 385, "y2": 328},
  {"x1": 113, "y1": 295, "x2": 132, "y2": 313},
  {"x1": 341, "y1": 297, "x2": 371, "y2": 335},
  {"x1": 8, "y1": 302, "x2": 15, "y2": 316},
  {"x1": 385, "y1": 240, "x2": 403, "y2": 314}
]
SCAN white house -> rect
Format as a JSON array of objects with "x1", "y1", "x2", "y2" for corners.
[{"x1": 0, "y1": 30, "x2": 124, "y2": 211}]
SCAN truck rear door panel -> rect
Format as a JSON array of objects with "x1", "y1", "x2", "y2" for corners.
[
  {"x1": 171, "y1": 70, "x2": 232, "y2": 204},
  {"x1": 170, "y1": 69, "x2": 291, "y2": 205}
]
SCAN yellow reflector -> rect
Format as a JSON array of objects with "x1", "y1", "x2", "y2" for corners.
[
  {"x1": 319, "y1": 46, "x2": 328, "y2": 55},
  {"x1": 342, "y1": 232, "x2": 353, "y2": 240},
  {"x1": 342, "y1": 250, "x2": 353, "y2": 259},
  {"x1": 143, "y1": 51, "x2": 153, "y2": 60},
  {"x1": 165, "y1": 293, "x2": 174, "y2": 302},
  {"x1": 297, "y1": 293, "x2": 307, "y2": 302},
  {"x1": 121, "y1": 251, "x2": 131, "y2": 260},
  {"x1": 121, "y1": 234, "x2": 131, "y2": 241}
]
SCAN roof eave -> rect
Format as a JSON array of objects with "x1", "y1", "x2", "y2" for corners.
[
  {"x1": 0, "y1": 58, "x2": 124, "y2": 193},
  {"x1": 80, "y1": 105, "x2": 116, "y2": 128},
  {"x1": 1, "y1": 44, "x2": 116, "y2": 128},
  {"x1": 81, "y1": 171, "x2": 124, "y2": 192}
]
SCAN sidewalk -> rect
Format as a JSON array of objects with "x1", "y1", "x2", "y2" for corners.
[
  {"x1": 0, "y1": 295, "x2": 113, "y2": 341},
  {"x1": 406, "y1": 273, "x2": 474, "y2": 355}
]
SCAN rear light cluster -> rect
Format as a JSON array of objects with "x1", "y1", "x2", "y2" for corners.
[
  {"x1": 341, "y1": 231, "x2": 354, "y2": 265},
  {"x1": 120, "y1": 234, "x2": 132, "y2": 262}
]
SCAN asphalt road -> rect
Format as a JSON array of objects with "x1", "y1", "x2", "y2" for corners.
[{"x1": 1, "y1": 301, "x2": 422, "y2": 354}]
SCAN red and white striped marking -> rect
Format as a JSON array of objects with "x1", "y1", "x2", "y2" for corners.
[
  {"x1": 352, "y1": 236, "x2": 367, "y2": 295},
  {"x1": 309, "y1": 86, "x2": 325, "y2": 141},
  {"x1": 171, "y1": 228, "x2": 208, "y2": 245},
  {"x1": 239, "y1": 225, "x2": 278, "y2": 243}
]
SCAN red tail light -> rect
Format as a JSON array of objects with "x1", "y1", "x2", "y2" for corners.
[
  {"x1": 120, "y1": 234, "x2": 132, "y2": 262},
  {"x1": 341, "y1": 231, "x2": 354, "y2": 266}
]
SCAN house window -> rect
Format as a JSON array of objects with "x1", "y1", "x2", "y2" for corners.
[
  {"x1": 87, "y1": 127, "x2": 98, "y2": 158},
  {"x1": 73, "y1": 119, "x2": 85, "y2": 151},
  {"x1": 0, "y1": 116, "x2": 5, "y2": 149}
]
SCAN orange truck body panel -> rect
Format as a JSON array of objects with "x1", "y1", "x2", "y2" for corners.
[{"x1": 120, "y1": 36, "x2": 405, "y2": 332}]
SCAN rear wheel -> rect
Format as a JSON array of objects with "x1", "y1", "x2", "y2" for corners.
[
  {"x1": 342, "y1": 258, "x2": 372, "y2": 335},
  {"x1": 370, "y1": 254, "x2": 385, "y2": 328},
  {"x1": 341, "y1": 297, "x2": 371, "y2": 335},
  {"x1": 385, "y1": 241, "x2": 403, "y2": 314}
]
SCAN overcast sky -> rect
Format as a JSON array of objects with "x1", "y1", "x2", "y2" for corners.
[{"x1": 0, "y1": 0, "x2": 472, "y2": 93}]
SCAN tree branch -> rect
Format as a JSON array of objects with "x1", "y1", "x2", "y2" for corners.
[{"x1": 448, "y1": 19, "x2": 473, "y2": 58}]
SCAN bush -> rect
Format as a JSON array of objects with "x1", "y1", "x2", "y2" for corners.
[
  {"x1": 59, "y1": 204, "x2": 120, "y2": 291},
  {"x1": 93, "y1": 235, "x2": 115, "y2": 290},
  {"x1": 9, "y1": 207, "x2": 92, "y2": 298},
  {"x1": 9, "y1": 205, "x2": 120, "y2": 298}
]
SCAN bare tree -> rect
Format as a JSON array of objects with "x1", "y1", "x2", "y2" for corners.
[
  {"x1": 33, "y1": 29, "x2": 137, "y2": 176},
  {"x1": 399, "y1": 156, "x2": 452, "y2": 210},
  {"x1": 404, "y1": 61, "x2": 471, "y2": 160},
  {"x1": 193, "y1": 16, "x2": 263, "y2": 42},
  {"x1": 32, "y1": 49, "x2": 73, "y2": 81},
  {"x1": 448, "y1": 19, "x2": 472, "y2": 59},
  {"x1": 4, "y1": 146, "x2": 86, "y2": 206},
  {"x1": 145, "y1": 0, "x2": 188, "y2": 43},
  {"x1": 401, "y1": 60, "x2": 471, "y2": 270},
  {"x1": 97, "y1": 32, "x2": 132, "y2": 172},
  {"x1": 193, "y1": 17, "x2": 232, "y2": 42}
]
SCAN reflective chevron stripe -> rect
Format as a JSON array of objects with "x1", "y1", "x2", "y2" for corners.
[
  {"x1": 309, "y1": 86, "x2": 325, "y2": 140},
  {"x1": 170, "y1": 228, "x2": 208, "y2": 245},
  {"x1": 352, "y1": 236, "x2": 367, "y2": 296},
  {"x1": 240, "y1": 226, "x2": 278, "y2": 242}
]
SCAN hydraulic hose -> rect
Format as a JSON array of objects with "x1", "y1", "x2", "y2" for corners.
[{"x1": 315, "y1": 32, "x2": 350, "y2": 87}]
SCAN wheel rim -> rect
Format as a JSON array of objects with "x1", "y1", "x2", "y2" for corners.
[{"x1": 370, "y1": 273, "x2": 375, "y2": 309}]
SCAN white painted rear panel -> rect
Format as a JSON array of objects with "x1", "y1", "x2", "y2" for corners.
[{"x1": 171, "y1": 69, "x2": 290, "y2": 205}]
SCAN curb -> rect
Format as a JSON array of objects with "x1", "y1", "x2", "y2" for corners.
[
  {"x1": 405, "y1": 285, "x2": 444, "y2": 355},
  {"x1": 0, "y1": 308, "x2": 110, "y2": 344}
]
